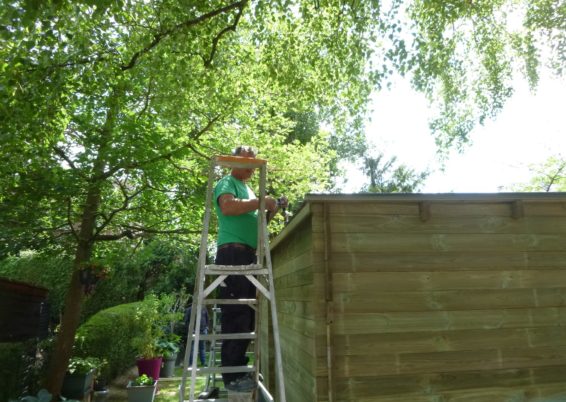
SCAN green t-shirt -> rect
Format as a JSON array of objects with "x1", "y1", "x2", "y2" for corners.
[{"x1": 214, "y1": 174, "x2": 258, "y2": 249}]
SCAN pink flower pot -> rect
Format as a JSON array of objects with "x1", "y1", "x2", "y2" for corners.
[{"x1": 136, "y1": 357, "x2": 163, "y2": 381}]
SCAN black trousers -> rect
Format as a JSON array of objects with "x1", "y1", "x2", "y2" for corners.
[{"x1": 216, "y1": 244, "x2": 256, "y2": 384}]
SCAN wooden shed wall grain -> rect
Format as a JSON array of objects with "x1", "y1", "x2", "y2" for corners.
[
  {"x1": 268, "y1": 194, "x2": 566, "y2": 402},
  {"x1": 262, "y1": 204, "x2": 326, "y2": 402}
]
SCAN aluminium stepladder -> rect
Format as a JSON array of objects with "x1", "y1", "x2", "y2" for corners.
[{"x1": 179, "y1": 155, "x2": 286, "y2": 402}]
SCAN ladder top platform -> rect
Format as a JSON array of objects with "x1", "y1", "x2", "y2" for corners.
[{"x1": 214, "y1": 155, "x2": 267, "y2": 168}]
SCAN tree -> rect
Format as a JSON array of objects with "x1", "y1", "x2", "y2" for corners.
[
  {"x1": 507, "y1": 154, "x2": 566, "y2": 192},
  {"x1": 1, "y1": 0, "x2": 564, "y2": 395},
  {"x1": 360, "y1": 152, "x2": 428, "y2": 193},
  {"x1": 0, "y1": 0, "x2": 381, "y2": 394},
  {"x1": 387, "y1": 0, "x2": 566, "y2": 150}
]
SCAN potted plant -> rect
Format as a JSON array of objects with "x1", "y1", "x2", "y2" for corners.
[
  {"x1": 132, "y1": 297, "x2": 166, "y2": 381},
  {"x1": 126, "y1": 374, "x2": 157, "y2": 402},
  {"x1": 92, "y1": 358, "x2": 109, "y2": 392},
  {"x1": 157, "y1": 334, "x2": 181, "y2": 378},
  {"x1": 61, "y1": 356, "x2": 101, "y2": 400}
]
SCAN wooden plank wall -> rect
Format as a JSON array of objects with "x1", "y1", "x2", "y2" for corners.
[
  {"x1": 265, "y1": 216, "x2": 326, "y2": 402},
  {"x1": 311, "y1": 200, "x2": 566, "y2": 402}
]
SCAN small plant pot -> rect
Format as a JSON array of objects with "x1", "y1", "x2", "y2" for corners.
[
  {"x1": 61, "y1": 369, "x2": 96, "y2": 399},
  {"x1": 94, "y1": 377, "x2": 109, "y2": 391},
  {"x1": 126, "y1": 380, "x2": 157, "y2": 402},
  {"x1": 160, "y1": 354, "x2": 178, "y2": 378}
]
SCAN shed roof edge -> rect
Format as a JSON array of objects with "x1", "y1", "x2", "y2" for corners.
[
  {"x1": 269, "y1": 192, "x2": 566, "y2": 250},
  {"x1": 304, "y1": 192, "x2": 566, "y2": 203}
]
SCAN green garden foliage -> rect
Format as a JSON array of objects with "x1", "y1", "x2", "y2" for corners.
[
  {"x1": 74, "y1": 301, "x2": 145, "y2": 381},
  {"x1": 0, "y1": 252, "x2": 73, "y2": 322},
  {"x1": 74, "y1": 295, "x2": 181, "y2": 381},
  {"x1": 0, "y1": 342, "x2": 27, "y2": 401},
  {"x1": 80, "y1": 239, "x2": 198, "y2": 320},
  {"x1": 0, "y1": 340, "x2": 51, "y2": 401},
  {"x1": 0, "y1": 238, "x2": 197, "y2": 325}
]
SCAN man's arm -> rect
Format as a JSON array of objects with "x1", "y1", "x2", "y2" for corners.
[{"x1": 218, "y1": 194, "x2": 277, "y2": 216}]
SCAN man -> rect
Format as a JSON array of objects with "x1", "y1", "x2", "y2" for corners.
[
  {"x1": 183, "y1": 304, "x2": 209, "y2": 366},
  {"x1": 214, "y1": 145, "x2": 287, "y2": 392}
]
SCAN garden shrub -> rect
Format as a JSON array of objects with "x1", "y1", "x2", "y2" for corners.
[
  {"x1": 74, "y1": 301, "x2": 142, "y2": 380},
  {"x1": 74, "y1": 295, "x2": 182, "y2": 381}
]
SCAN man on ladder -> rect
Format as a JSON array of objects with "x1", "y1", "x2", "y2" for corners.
[
  {"x1": 214, "y1": 145, "x2": 287, "y2": 393},
  {"x1": 179, "y1": 145, "x2": 288, "y2": 402}
]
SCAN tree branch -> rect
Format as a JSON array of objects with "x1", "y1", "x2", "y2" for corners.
[
  {"x1": 121, "y1": 0, "x2": 248, "y2": 71},
  {"x1": 94, "y1": 230, "x2": 135, "y2": 241},
  {"x1": 95, "y1": 113, "x2": 221, "y2": 181},
  {"x1": 136, "y1": 77, "x2": 155, "y2": 121},
  {"x1": 124, "y1": 224, "x2": 203, "y2": 235},
  {"x1": 203, "y1": 2, "x2": 246, "y2": 67},
  {"x1": 544, "y1": 161, "x2": 566, "y2": 192},
  {"x1": 93, "y1": 225, "x2": 202, "y2": 241},
  {"x1": 94, "y1": 180, "x2": 147, "y2": 237},
  {"x1": 66, "y1": 197, "x2": 79, "y2": 241},
  {"x1": 53, "y1": 146, "x2": 78, "y2": 170}
]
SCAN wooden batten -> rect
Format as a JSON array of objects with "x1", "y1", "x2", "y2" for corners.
[
  {"x1": 419, "y1": 201, "x2": 431, "y2": 222},
  {"x1": 511, "y1": 200, "x2": 524, "y2": 219},
  {"x1": 322, "y1": 202, "x2": 335, "y2": 402},
  {"x1": 266, "y1": 192, "x2": 566, "y2": 402}
]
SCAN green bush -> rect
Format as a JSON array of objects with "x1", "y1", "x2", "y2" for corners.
[
  {"x1": 74, "y1": 295, "x2": 182, "y2": 381},
  {"x1": 74, "y1": 302, "x2": 142, "y2": 380}
]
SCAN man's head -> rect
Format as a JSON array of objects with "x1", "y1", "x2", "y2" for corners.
[
  {"x1": 233, "y1": 145, "x2": 256, "y2": 158},
  {"x1": 231, "y1": 145, "x2": 256, "y2": 181}
]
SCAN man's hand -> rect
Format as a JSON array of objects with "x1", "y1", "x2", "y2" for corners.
[
  {"x1": 219, "y1": 194, "x2": 280, "y2": 215},
  {"x1": 265, "y1": 196, "x2": 278, "y2": 212}
]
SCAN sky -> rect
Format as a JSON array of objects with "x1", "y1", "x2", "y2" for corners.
[{"x1": 341, "y1": 71, "x2": 566, "y2": 194}]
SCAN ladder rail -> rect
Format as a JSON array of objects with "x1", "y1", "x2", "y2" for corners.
[
  {"x1": 262, "y1": 203, "x2": 286, "y2": 402},
  {"x1": 180, "y1": 159, "x2": 216, "y2": 402},
  {"x1": 180, "y1": 155, "x2": 286, "y2": 402}
]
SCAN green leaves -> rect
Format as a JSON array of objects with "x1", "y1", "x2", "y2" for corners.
[
  {"x1": 359, "y1": 151, "x2": 429, "y2": 193},
  {"x1": 2, "y1": 0, "x2": 563, "y2": 259}
]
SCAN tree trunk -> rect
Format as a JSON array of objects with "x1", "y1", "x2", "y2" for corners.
[
  {"x1": 44, "y1": 187, "x2": 101, "y2": 396},
  {"x1": 44, "y1": 85, "x2": 120, "y2": 396}
]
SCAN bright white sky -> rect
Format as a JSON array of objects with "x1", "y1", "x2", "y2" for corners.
[{"x1": 341, "y1": 71, "x2": 566, "y2": 193}]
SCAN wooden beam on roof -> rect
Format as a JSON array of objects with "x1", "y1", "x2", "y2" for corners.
[
  {"x1": 511, "y1": 200, "x2": 524, "y2": 219},
  {"x1": 419, "y1": 201, "x2": 431, "y2": 222}
]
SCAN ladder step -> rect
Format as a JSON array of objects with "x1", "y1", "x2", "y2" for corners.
[
  {"x1": 193, "y1": 332, "x2": 256, "y2": 341},
  {"x1": 203, "y1": 298, "x2": 257, "y2": 305},
  {"x1": 205, "y1": 264, "x2": 267, "y2": 275},
  {"x1": 187, "y1": 365, "x2": 255, "y2": 374}
]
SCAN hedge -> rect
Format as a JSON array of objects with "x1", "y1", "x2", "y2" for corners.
[
  {"x1": 74, "y1": 295, "x2": 180, "y2": 381},
  {"x1": 74, "y1": 301, "x2": 145, "y2": 380}
]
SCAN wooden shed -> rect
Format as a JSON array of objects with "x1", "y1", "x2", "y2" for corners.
[
  {"x1": 0, "y1": 278, "x2": 50, "y2": 342},
  {"x1": 260, "y1": 193, "x2": 566, "y2": 402}
]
